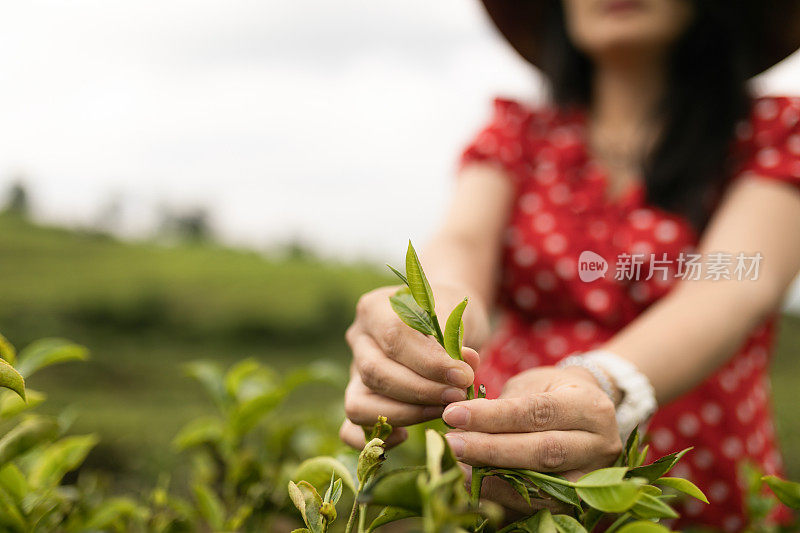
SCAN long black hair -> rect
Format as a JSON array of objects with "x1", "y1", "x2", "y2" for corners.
[{"x1": 541, "y1": 0, "x2": 759, "y2": 230}]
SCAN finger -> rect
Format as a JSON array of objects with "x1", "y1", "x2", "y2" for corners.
[
  {"x1": 444, "y1": 430, "x2": 607, "y2": 472},
  {"x1": 354, "y1": 310, "x2": 475, "y2": 389},
  {"x1": 344, "y1": 374, "x2": 444, "y2": 426},
  {"x1": 339, "y1": 419, "x2": 408, "y2": 450},
  {"x1": 352, "y1": 333, "x2": 469, "y2": 405},
  {"x1": 462, "y1": 347, "x2": 481, "y2": 372},
  {"x1": 442, "y1": 389, "x2": 611, "y2": 433}
]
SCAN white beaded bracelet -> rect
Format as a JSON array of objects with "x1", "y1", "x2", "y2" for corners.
[
  {"x1": 558, "y1": 354, "x2": 616, "y2": 401},
  {"x1": 558, "y1": 349, "x2": 657, "y2": 441}
]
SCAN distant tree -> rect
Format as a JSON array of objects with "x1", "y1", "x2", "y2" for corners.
[
  {"x1": 4, "y1": 181, "x2": 29, "y2": 216},
  {"x1": 159, "y1": 206, "x2": 213, "y2": 242}
]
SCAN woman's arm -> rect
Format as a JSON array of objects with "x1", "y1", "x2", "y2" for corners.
[
  {"x1": 339, "y1": 163, "x2": 513, "y2": 449},
  {"x1": 422, "y1": 162, "x2": 515, "y2": 347},
  {"x1": 603, "y1": 176, "x2": 800, "y2": 405}
]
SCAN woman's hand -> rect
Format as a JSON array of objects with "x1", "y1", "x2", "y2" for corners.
[
  {"x1": 339, "y1": 286, "x2": 483, "y2": 450},
  {"x1": 442, "y1": 366, "x2": 622, "y2": 500}
]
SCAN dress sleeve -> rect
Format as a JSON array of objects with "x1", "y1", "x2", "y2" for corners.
[
  {"x1": 459, "y1": 98, "x2": 533, "y2": 191},
  {"x1": 737, "y1": 96, "x2": 800, "y2": 193}
]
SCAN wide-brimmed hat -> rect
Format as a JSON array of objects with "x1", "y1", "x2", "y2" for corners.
[{"x1": 481, "y1": 0, "x2": 800, "y2": 77}]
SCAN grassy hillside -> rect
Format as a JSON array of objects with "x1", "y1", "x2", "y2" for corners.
[{"x1": 0, "y1": 212, "x2": 798, "y2": 491}]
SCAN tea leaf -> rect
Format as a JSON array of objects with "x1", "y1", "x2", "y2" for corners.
[
  {"x1": 389, "y1": 290, "x2": 435, "y2": 337},
  {"x1": 762, "y1": 475, "x2": 800, "y2": 509},
  {"x1": 575, "y1": 468, "x2": 643, "y2": 513},
  {"x1": 366, "y1": 506, "x2": 416, "y2": 532},
  {"x1": 0, "y1": 464, "x2": 27, "y2": 502},
  {"x1": 194, "y1": 482, "x2": 226, "y2": 531},
  {"x1": 552, "y1": 514, "x2": 589, "y2": 533},
  {"x1": 508, "y1": 509, "x2": 558, "y2": 533},
  {"x1": 405, "y1": 241, "x2": 435, "y2": 314},
  {"x1": 386, "y1": 264, "x2": 409, "y2": 286},
  {"x1": 0, "y1": 388, "x2": 45, "y2": 418},
  {"x1": 627, "y1": 448, "x2": 691, "y2": 482},
  {"x1": 443, "y1": 298, "x2": 468, "y2": 360},
  {"x1": 425, "y1": 429, "x2": 445, "y2": 481},
  {"x1": 505, "y1": 469, "x2": 582, "y2": 509},
  {"x1": 495, "y1": 472, "x2": 531, "y2": 506},
  {"x1": 172, "y1": 416, "x2": 224, "y2": 451},
  {"x1": 363, "y1": 415, "x2": 392, "y2": 442},
  {"x1": 0, "y1": 360, "x2": 24, "y2": 402},
  {"x1": 0, "y1": 416, "x2": 59, "y2": 465},
  {"x1": 29, "y1": 434, "x2": 99, "y2": 487},
  {"x1": 357, "y1": 438, "x2": 386, "y2": 486},
  {"x1": 616, "y1": 521, "x2": 672, "y2": 532},
  {"x1": 16, "y1": 338, "x2": 88, "y2": 378},
  {"x1": 359, "y1": 466, "x2": 426, "y2": 513},
  {"x1": 630, "y1": 492, "x2": 678, "y2": 519},
  {"x1": 0, "y1": 334, "x2": 16, "y2": 365},
  {"x1": 84, "y1": 497, "x2": 143, "y2": 530},
  {"x1": 294, "y1": 456, "x2": 356, "y2": 495},
  {"x1": 184, "y1": 361, "x2": 228, "y2": 409},
  {"x1": 230, "y1": 390, "x2": 284, "y2": 435},
  {"x1": 656, "y1": 477, "x2": 709, "y2": 503}
]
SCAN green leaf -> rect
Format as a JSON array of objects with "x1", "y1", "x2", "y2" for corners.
[
  {"x1": 224, "y1": 358, "x2": 276, "y2": 400},
  {"x1": 288, "y1": 480, "x2": 324, "y2": 533},
  {"x1": 513, "y1": 509, "x2": 558, "y2": 533},
  {"x1": 357, "y1": 438, "x2": 386, "y2": 486},
  {"x1": 0, "y1": 388, "x2": 45, "y2": 418},
  {"x1": 0, "y1": 334, "x2": 16, "y2": 365},
  {"x1": 293, "y1": 456, "x2": 356, "y2": 495},
  {"x1": 504, "y1": 470, "x2": 582, "y2": 509},
  {"x1": 627, "y1": 448, "x2": 691, "y2": 482},
  {"x1": 28, "y1": 434, "x2": 98, "y2": 487},
  {"x1": 184, "y1": 361, "x2": 228, "y2": 409},
  {"x1": 389, "y1": 290, "x2": 435, "y2": 337},
  {"x1": 425, "y1": 429, "x2": 446, "y2": 481},
  {"x1": 229, "y1": 390, "x2": 284, "y2": 435},
  {"x1": 367, "y1": 506, "x2": 416, "y2": 532},
  {"x1": 443, "y1": 298, "x2": 468, "y2": 360},
  {"x1": 0, "y1": 416, "x2": 59, "y2": 465},
  {"x1": 630, "y1": 492, "x2": 678, "y2": 519},
  {"x1": 616, "y1": 521, "x2": 672, "y2": 533},
  {"x1": 0, "y1": 486, "x2": 25, "y2": 531},
  {"x1": 194, "y1": 482, "x2": 226, "y2": 531},
  {"x1": 16, "y1": 338, "x2": 87, "y2": 378},
  {"x1": 656, "y1": 476, "x2": 709, "y2": 503},
  {"x1": 172, "y1": 416, "x2": 224, "y2": 451},
  {"x1": 84, "y1": 497, "x2": 144, "y2": 529},
  {"x1": 386, "y1": 264, "x2": 409, "y2": 286},
  {"x1": 363, "y1": 415, "x2": 393, "y2": 443},
  {"x1": 575, "y1": 468, "x2": 643, "y2": 513},
  {"x1": 495, "y1": 472, "x2": 532, "y2": 506},
  {"x1": 552, "y1": 514, "x2": 589, "y2": 533},
  {"x1": 405, "y1": 241, "x2": 435, "y2": 313},
  {"x1": 0, "y1": 360, "x2": 24, "y2": 402},
  {"x1": 762, "y1": 475, "x2": 800, "y2": 509},
  {"x1": 359, "y1": 466, "x2": 426, "y2": 513},
  {"x1": 0, "y1": 464, "x2": 27, "y2": 502}
]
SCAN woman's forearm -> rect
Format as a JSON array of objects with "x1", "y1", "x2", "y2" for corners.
[
  {"x1": 603, "y1": 277, "x2": 776, "y2": 405},
  {"x1": 603, "y1": 177, "x2": 800, "y2": 405}
]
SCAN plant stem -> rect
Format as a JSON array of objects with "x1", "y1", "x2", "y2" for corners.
[
  {"x1": 430, "y1": 313, "x2": 445, "y2": 347},
  {"x1": 357, "y1": 503, "x2": 367, "y2": 533},
  {"x1": 344, "y1": 495, "x2": 359, "y2": 533},
  {"x1": 517, "y1": 469, "x2": 576, "y2": 488},
  {"x1": 470, "y1": 467, "x2": 486, "y2": 506}
]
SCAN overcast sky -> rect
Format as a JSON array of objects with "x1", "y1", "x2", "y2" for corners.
[{"x1": 1, "y1": 0, "x2": 799, "y2": 269}]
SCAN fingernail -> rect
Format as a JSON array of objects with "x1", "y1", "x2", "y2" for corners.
[
  {"x1": 444, "y1": 434, "x2": 465, "y2": 458},
  {"x1": 442, "y1": 387, "x2": 467, "y2": 404},
  {"x1": 443, "y1": 405, "x2": 469, "y2": 426},
  {"x1": 446, "y1": 368, "x2": 469, "y2": 387}
]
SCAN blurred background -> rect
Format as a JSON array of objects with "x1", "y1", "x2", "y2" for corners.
[{"x1": 0, "y1": 0, "x2": 799, "y2": 493}]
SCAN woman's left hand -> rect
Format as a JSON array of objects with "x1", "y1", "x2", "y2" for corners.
[{"x1": 443, "y1": 366, "x2": 623, "y2": 481}]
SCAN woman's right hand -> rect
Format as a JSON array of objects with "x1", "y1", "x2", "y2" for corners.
[{"x1": 339, "y1": 285, "x2": 483, "y2": 450}]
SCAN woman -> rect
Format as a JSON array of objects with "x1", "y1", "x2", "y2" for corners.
[{"x1": 340, "y1": 0, "x2": 800, "y2": 529}]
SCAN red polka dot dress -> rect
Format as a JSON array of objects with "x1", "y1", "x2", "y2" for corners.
[{"x1": 460, "y1": 96, "x2": 800, "y2": 531}]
